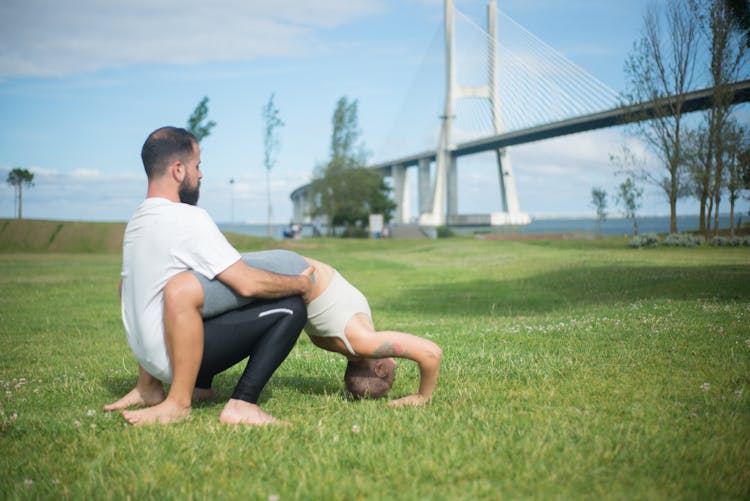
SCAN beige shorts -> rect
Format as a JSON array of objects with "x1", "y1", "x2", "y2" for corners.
[{"x1": 305, "y1": 272, "x2": 371, "y2": 356}]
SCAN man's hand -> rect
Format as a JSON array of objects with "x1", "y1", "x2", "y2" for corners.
[{"x1": 299, "y1": 265, "x2": 316, "y2": 302}]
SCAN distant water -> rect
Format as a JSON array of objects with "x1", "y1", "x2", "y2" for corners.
[
  {"x1": 220, "y1": 214, "x2": 743, "y2": 239},
  {"x1": 219, "y1": 223, "x2": 290, "y2": 239},
  {"x1": 518, "y1": 214, "x2": 741, "y2": 236}
]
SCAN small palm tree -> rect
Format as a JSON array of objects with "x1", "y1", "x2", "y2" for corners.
[{"x1": 6, "y1": 168, "x2": 34, "y2": 219}]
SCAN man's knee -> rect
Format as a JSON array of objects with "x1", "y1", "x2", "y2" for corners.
[
  {"x1": 164, "y1": 272, "x2": 204, "y2": 313},
  {"x1": 263, "y1": 295, "x2": 306, "y2": 333},
  {"x1": 282, "y1": 295, "x2": 307, "y2": 330},
  {"x1": 282, "y1": 295, "x2": 306, "y2": 317}
]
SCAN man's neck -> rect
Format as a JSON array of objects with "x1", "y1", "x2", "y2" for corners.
[{"x1": 146, "y1": 182, "x2": 180, "y2": 203}]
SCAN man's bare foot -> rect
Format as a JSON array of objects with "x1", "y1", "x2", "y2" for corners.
[
  {"x1": 121, "y1": 399, "x2": 191, "y2": 426},
  {"x1": 219, "y1": 399, "x2": 285, "y2": 426},
  {"x1": 103, "y1": 385, "x2": 166, "y2": 411}
]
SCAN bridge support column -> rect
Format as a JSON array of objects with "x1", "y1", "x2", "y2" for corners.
[
  {"x1": 492, "y1": 147, "x2": 530, "y2": 225},
  {"x1": 419, "y1": 147, "x2": 448, "y2": 227},
  {"x1": 418, "y1": 158, "x2": 432, "y2": 214},
  {"x1": 417, "y1": 0, "x2": 454, "y2": 228},
  {"x1": 487, "y1": 0, "x2": 529, "y2": 226},
  {"x1": 496, "y1": 148, "x2": 519, "y2": 213},
  {"x1": 392, "y1": 164, "x2": 411, "y2": 224},
  {"x1": 447, "y1": 155, "x2": 458, "y2": 222}
]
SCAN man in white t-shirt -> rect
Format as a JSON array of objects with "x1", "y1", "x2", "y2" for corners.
[{"x1": 104, "y1": 126, "x2": 314, "y2": 426}]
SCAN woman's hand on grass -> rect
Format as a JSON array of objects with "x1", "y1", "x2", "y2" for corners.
[{"x1": 389, "y1": 394, "x2": 430, "y2": 407}]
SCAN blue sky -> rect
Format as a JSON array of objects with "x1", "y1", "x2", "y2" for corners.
[{"x1": 1, "y1": 0, "x2": 747, "y2": 224}]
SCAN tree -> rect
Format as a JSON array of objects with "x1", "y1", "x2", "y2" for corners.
[
  {"x1": 742, "y1": 145, "x2": 750, "y2": 217},
  {"x1": 590, "y1": 187, "x2": 608, "y2": 235},
  {"x1": 724, "y1": 0, "x2": 750, "y2": 46},
  {"x1": 262, "y1": 93, "x2": 284, "y2": 238},
  {"x1": 6, "y1": 167, "x2": 34, "y2": 219},
  {"x1": 186, "y1": 96, "x2": 216, "y2": 144},
  {"x1": 308, "y1": 97, "x2": 395, "y2": 236},
  {"x1": 329, "y1": 97, "x2": 363, "y2": 169},
  {"x1": 686, "y1": 120, "x2": 750, "y2": 239},
  {"x1": 725, "y1": 121, "x2": 749, "y2": 236},
  {"x1": 311, "y1": 164, "x2": 395, "y2": 236},
  {"x1": 624, "y1": 0, "x2": 699, "y2": 233},
  {"x1": 616, "y1": 176, "x2": 644, "y2": 236},
  {"x1": 683, "y1": 125, "x2": 715, "y2": 237},
  {"x1": 691, "y1": 0, "x2": 748, "y2": 237}
]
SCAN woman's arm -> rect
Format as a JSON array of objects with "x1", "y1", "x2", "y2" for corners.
[{"x1": 350, "y1": 329, "x2": 442, "y2": 406}]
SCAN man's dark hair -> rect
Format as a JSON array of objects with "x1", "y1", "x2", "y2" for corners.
[
  {"x1": 141, "y1": 126, "x2": 198, "y2": 179},
  {"x1": 344, "y1": 358, "x2": 396, "y2": 399}
]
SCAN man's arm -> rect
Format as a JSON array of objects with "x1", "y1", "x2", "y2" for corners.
[
  {"x1": 215, "y1": 260, "x2": 314, "y2": 300},
  {"x1": 350, "y1": 331, "x2": 442, "y2": 406}
]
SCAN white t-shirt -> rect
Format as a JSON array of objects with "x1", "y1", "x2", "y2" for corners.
[{"x1": 121, "y1": 197, "x2": 240, "y2": 382}]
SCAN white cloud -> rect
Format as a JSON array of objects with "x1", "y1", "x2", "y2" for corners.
[
  {"x1": 513, "y1": 128, "x2": 644, "y2": 170},
  {"x1": 70, "y1": 168, "x2": 102, "y2": 179},
  {"x1": 407, "y1": 0, "x2": 442, "y2": 7},
  {"x1": 0, "y1": 0, "x2": 387, "y2": 78},
  {"x1": 27, "y1": 165, "x2": 61, "y2": 177}
]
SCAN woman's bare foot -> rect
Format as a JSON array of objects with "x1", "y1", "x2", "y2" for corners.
[
  {"x1": 103, "y1": 384, "x2": 166, "y2": 411},
  {"x1": 121, "y1": 399, "x2": 191, "y2": 426},
  {"x1": 219, "y1": 399, "x2": 285, "y2": 426}
]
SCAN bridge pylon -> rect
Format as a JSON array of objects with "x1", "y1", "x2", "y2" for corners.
[{"x1": 419, "y1": 0, "x2": 529, "y2": 228}]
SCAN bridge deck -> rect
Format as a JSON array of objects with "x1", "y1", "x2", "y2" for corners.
[{"x1": 363, "y1": 79, "x2": 750, "y2": 170}]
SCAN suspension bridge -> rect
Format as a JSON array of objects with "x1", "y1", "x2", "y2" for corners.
[{"x1": 290, "y1": 0, "x2": 750, "y2": 230}]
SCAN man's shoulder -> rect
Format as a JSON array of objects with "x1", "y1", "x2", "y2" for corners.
[
  {"x1": 125, "y1": 199, "x2": 217, "y2": 240},
  {"x1": 132, "y1": 198, "x2": 211, "y2": 219},
  {"x1": 173, "y1": 202, "x2": 211, "y2": 218}
]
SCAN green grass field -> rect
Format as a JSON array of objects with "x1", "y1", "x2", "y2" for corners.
[{"x1": 1, "y1": 232, "x2": 749, "y2": 499}]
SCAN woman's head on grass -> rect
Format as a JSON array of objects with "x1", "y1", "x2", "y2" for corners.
[{"x1": 344, "y1": 358, "x2": 397, "y2": 399}]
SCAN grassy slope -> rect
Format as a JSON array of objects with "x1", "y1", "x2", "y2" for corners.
[
  {"x1": 0, "y1": 218, "x2": 273, "y2": 254},
  {"x1": 0, "y1": 229, "x2": 749, "y2": 499},
  {"x1": 0, "y1": 219, "x2": 127, "y2": 253}
]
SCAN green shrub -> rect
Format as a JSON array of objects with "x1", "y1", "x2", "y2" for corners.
[
  {"x1": 437, "y1": 226, "x2": 455, "y2": 238},
  {"x1": 341, "y1": 226, "x2": 370, "y2": 238},
  {"x1": 629, "y1": 233, "x2": 659, "y2": 248},
  {"x1": 710, "y1": 236, "x2": 744, "y2": 247},
  {"x1": 663, "y1": 233, "x2": 703, "y2": 247}
]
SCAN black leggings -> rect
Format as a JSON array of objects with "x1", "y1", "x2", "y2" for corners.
[{"x1": 195, "y1": 295, "x2": 306, "y2": 403}]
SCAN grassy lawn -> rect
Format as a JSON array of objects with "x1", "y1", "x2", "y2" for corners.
[{"x1": 1, "y1": 236, "x2": 749, "y2": 499}]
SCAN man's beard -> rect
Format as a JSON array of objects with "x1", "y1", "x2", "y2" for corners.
[{"x1": 179, "y1": 179, "x2": 200, "y2": 206}]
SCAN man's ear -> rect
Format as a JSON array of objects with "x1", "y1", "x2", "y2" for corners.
[{"x1": 171, "y1": 161, "x2": 185, "y2": 182}]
